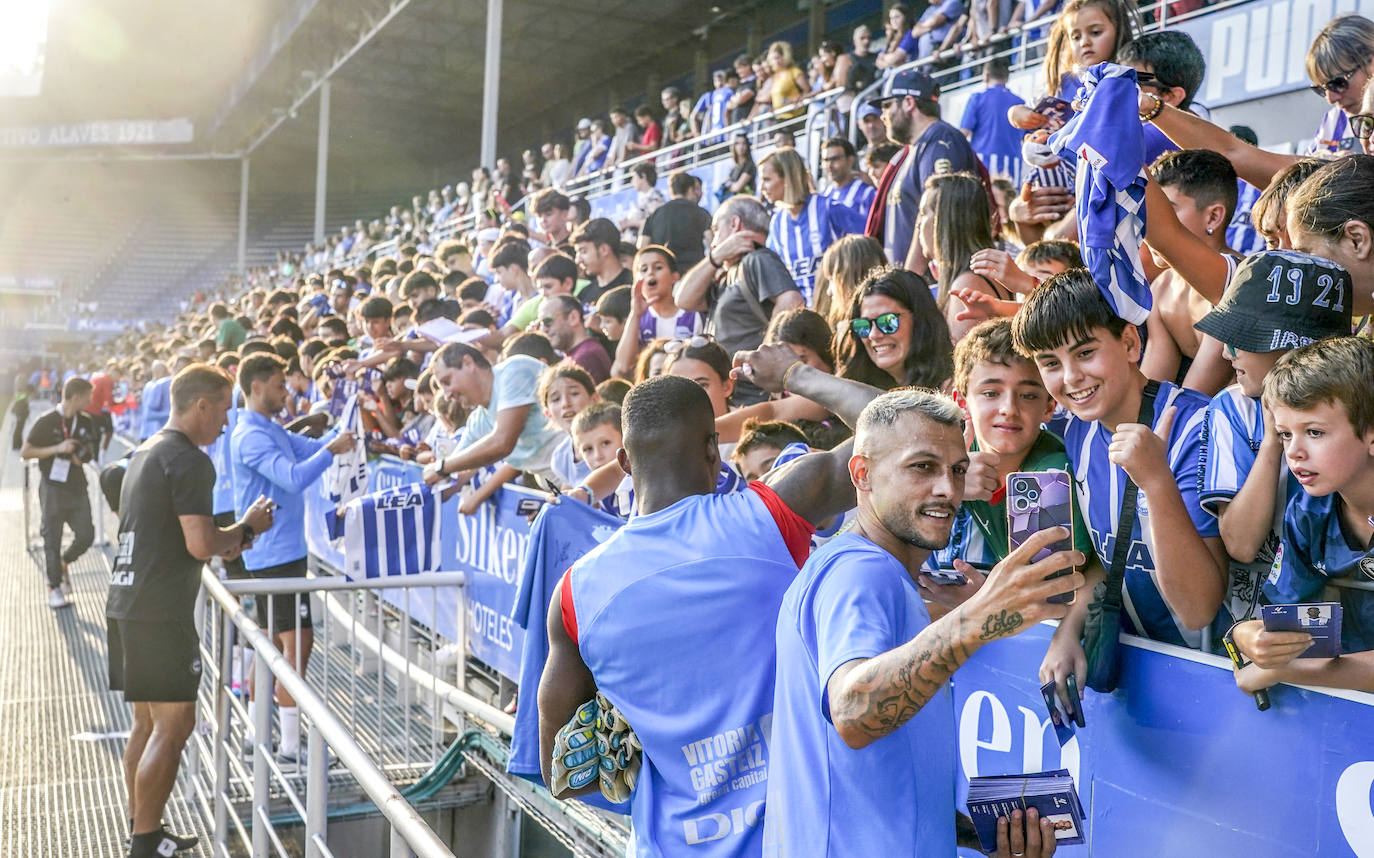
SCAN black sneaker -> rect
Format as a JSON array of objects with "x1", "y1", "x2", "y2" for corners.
[{"x1": 127, "y1": 824, "x2": 198, "y2": 854}]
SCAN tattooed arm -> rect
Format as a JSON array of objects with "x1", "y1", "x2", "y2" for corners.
[{"x1": 827, "y1": 528, "x2": 1085, "y2": 749}]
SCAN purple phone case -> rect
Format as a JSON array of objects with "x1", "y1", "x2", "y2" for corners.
[{"x1": 1006, "y1": 470, "x2": 1075, "y2": 604}]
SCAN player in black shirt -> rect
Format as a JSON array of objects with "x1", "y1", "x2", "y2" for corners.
[
  {"x1": 106, "y1": 365, "x2": 275, "y2": 858},
  {"x1": 21, "y1": 376, "x2": 99, "y2": 609}
]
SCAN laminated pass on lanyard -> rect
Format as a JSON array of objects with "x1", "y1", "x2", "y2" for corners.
[{"x1": 49, "y1": 415, "x2": 78, "y2": 483}]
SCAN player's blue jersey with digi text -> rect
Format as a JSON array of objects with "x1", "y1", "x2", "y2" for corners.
[
  {"x1": 821, "y1": 178, "x2": 877, "y2": 222},
  {"x1": 341, "y1": 483, "x2": 442, "y2": 579},
  {"x1": 1273, "y1": 490, "x2": 1374, "y2": 653},
  {"x1": 1065, "y1": 381, "x2": 1227, "y2": 648},
  {"x1": 568, "y1": 485, "x2": 811, "y2": 858},
  {"x1": 1201, "y1": 385, "x2": 1300, "y2": 620},
  {"x1": 763, "y1": 533, "x2": 955, "y2": 856},
  {"x1": 766, "y1": 194, "x2": 863, "y2": 306}
]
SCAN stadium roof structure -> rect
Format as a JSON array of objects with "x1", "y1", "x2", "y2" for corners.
[{"x1": 0, "y1": 0, "x2": 799, "y2": 168}]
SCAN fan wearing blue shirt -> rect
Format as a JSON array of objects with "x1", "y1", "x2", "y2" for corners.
[
  {"x1": 818, "y1": 137, "x2": 877, "y2": 222},
  {"x1": 872, "y1": 69, "x2": 978, "y2": 274},
  {"x1": 538, "y1": 350, "x2": 882, "y2": 858},
  {"x1": 1230, "y1": 338, "x2": 1374, "y2": 697},
  {"x1": 759, "y1": 147, "x2": 864, "y2": 306},
  {"x1": 1011, "y1": 269, "x2": 1230, "y2": 649},
  {"x1": 958, "y1": 58, "x2": 1026, "y2": 183},
  {"x1": 763, "y1": 388, "x2": 1082, "y2": 857},
  {"x1": 1195, "y1": 252, "x2": 1353, "y2": 625},
  {"x1": 910, "y1": 0, "x2": 965, "y2": 58},
  {"x1": 138, "y1": 363, "x2": 172, "y2": 441}
]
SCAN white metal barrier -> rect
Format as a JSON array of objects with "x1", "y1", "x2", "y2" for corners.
[{"x1": 194, "y1": 570, "x2": 474, "y2": 858}]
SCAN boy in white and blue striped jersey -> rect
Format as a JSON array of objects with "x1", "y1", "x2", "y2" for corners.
[
  {"x1": 1195, "y1": 252, "x2": 1353, "y2": 625},
  {"x1": 1011, "y1": 270, "x2": 1229, "y2": 650}
]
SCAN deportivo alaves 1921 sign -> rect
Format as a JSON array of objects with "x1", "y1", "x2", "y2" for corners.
[{"x1": 0, "y1": 118, "x2": 193, "y2": 147}]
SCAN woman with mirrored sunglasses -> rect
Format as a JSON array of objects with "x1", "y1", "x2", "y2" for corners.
[
  {"x1": 1304, "y1": 15, "x2": 1374, "y2": 156},
  {"x1": 835, "y1": 267, "x2": 953, "y2": 391}
]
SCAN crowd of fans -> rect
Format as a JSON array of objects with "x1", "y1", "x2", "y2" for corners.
[{"x1": 19, "y1": 4, "x2": 1374, "y2": 857}]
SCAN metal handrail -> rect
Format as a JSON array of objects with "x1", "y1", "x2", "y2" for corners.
[
  {"x1": 201, "y1": 570, "x2": 460, "y2": 858},
  {"x1": 325, "y1": 86, "x2": 847, "y2": 271}
]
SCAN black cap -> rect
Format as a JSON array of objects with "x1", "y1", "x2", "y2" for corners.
[{"x1": 1194, "y1": 250, "x2": 1353, "y2": 353}]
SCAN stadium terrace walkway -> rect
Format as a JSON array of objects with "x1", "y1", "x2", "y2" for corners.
[{"x1": 0, "y1": 444, "x2": 213, "y2": 857}]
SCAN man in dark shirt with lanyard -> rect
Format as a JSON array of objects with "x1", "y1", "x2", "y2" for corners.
[
  {"x1": 21, "y1": 376, "x2": 99, "y2": 609},
  {"x1": 106, "y1": 365, "x2": 275, "y2": 858}
]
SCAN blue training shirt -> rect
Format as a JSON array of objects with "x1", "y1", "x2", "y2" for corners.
[
  {"x1": 568, "y1": 485, "x2": 812, "y2": 858},
  {"x1": 230, "y1": 409, "x2": 337, "y2": 570},
  {"x1": 883, "y1": 120, "x2": 978, "y2": 266},
  {"x1": 138, "y1": 376, "x2": 172, "y2": 440},
  {"x1": 1274, "y1": 490, "x2": 1374, "y2": 653},
  {"x1": 1064, "y1": 380, "x2": 1227, "y2": 648},
  {"x1": 763, "y1": 532, "x2": 955, "y2": 856},
  {"x1": 959, "y1": 84, "x2": 1026, "y2": 183}
]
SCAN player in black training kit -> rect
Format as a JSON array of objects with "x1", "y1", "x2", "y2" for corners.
[{"x1": 106, "y1": 365, "x2": 275, "y2": 858}]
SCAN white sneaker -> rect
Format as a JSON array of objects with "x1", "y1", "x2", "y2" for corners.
[
  {"x1": 48, "y1": 588, "x2": 71, "y2": 609},
  {"x1": 60, "y1": 562, "x2": 72, "y2": 598}
]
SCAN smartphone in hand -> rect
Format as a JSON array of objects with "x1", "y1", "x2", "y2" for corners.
[{"x1": 1006, "y1": 469, "x2": 1076, "y2": 604}]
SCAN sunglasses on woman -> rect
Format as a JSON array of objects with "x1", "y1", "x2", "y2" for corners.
[
  {"x1": 1311, "y1": 62, "x2": 1367, "y2": 97},
  {"x1": 1350, "y1": 113, "x2": 1374, "y2": 140},
  {"x1": 849, "y1": 311, "x2": 906, "y2": 338}
]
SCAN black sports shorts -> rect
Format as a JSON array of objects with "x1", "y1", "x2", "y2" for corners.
[
  {"x1": 107, "y1": 617, "x2": 202, "y2": 703},
  {"x1": 249, "y1": 557, "x2": 314, "y2": 634}
]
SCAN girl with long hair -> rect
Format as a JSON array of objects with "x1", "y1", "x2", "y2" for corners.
[{"x1": 835, "y1": 267, "x2": 954, "y2": 391}]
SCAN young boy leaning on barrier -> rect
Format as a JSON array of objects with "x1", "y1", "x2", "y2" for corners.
[
  {"x1": 1196, "y1": 251, "x2": 1353, "y2": 632},
  {"x1": 1231, "y1": 337, "x2": 1374, "y2": 695}
]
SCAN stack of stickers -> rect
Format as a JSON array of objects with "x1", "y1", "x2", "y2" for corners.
[{"x1": 967, "y1": 769, "x2": 1086, "y2": 852}]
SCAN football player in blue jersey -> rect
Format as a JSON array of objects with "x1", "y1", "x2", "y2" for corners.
[
  {"x1": 539, "y1": 352, "x2": 880, "y2": 858},
  {"x1": 1231, "y1": 338, "x2": 1374, "y2": 696},
  {"x1": 1011, "y1": 269, "x2": 1230, "y2": 649}
]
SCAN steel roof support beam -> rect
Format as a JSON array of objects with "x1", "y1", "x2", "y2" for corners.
[
  {"x1": 244, "y1": 0, "x2": 413, "y2": 155},
  {"x1": 480, "y1": 0, "x2": 503, "y2": 170}
]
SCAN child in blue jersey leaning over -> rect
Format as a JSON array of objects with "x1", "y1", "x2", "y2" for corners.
[
  {"x1": 1231, "y1": 337, "x2": 1374, "y2": 696},
  {"x1": 1010, "y1": 269, "x2": 1229, "y2": 650},
  {"x1": 1196, "y1": 252, "x2": 1353, "y2": 627}
]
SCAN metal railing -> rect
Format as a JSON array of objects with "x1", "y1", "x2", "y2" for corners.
[
  {"x1": 188, "y1": 562, "x2": 628, "y2": 858},
  {"x1": 192, "y1": 569, "x2": 475, "y2": 858},
  {"x1": 846, "y1": 0, "x2": 1245, "y2": 147},
  {"x1": 327, "y1": 85, "x2": 847, "y2": 272}
]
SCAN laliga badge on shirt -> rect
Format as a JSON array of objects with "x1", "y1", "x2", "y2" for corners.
[
  {"x1": 1077, "y1": 142, "x2": 1108, "y2": 169},
  {"x1": 1267, "y1": 543, "x2": 1284, "y2": 586},
  {"x1": 49, "y1": 456, "x2": 71, "y2": 484}
]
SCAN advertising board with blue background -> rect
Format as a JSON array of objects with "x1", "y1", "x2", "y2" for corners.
[{"x1": 306, "y1": 456, "x2": 1374, "y2": 856}]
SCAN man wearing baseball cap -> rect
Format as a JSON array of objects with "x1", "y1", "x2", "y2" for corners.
[
  {"x1": 864, "y1": 68, "x2": 978, "y2": 273},
  {"x1": 1197, "y1": 250, "x2": 1354, "y2": 624}
]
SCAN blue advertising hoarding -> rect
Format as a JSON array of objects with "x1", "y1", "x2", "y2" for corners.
[{"x1": 953, "y1": 623, "x2": 1374, "y2": 856}]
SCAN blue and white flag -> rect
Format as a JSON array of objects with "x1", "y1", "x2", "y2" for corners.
[
  {"x1": 1050, "y1": 63, "x2": 1151, "y2": 325},
  {"x1": 341, "y1": 483, "x2": 442, "y2": 579}
]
